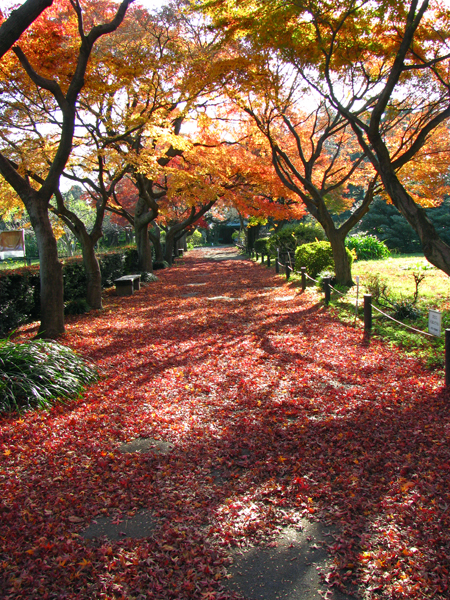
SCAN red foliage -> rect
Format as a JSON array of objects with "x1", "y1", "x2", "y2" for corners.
[{"x1": 1, "y1": 248, "x2": 449, "y2": 599}]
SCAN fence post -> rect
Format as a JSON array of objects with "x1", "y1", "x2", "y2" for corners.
[
  {"x1": 267, "y1": 254, "x2": 270, "y2": 268},
  {"x1": 301, "y1": 267, "x2": 306, "y2": 291},
  {"x1": 324, "y1": 277, "x2": 331, "y2": 305},
  {"x1": 285, "y1": 262, "x2": 290, "y2": 280},
  {"x1": 446, "y1": 329, "x2": 450, "y2": 387},
  {"x1": 275, "y1": 258, "x2": 279, "y2": 274},
  {"x1": 255, "y1": 252, "x2": 258, "y2": 261},
  {"x1": 261, "y1": 250, "x2": 265, "y2": 264},
  {"x1": 364, "y1": 294, "x2": 372, "y2": 333}
]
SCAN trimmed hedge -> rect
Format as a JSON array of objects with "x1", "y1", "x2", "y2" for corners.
[
  {"x1": 295, "y1": 241, "x2": 353, "y2": 278},
  {"x1": 0, "y1": 247, "x2": 144, "y2": 337}
]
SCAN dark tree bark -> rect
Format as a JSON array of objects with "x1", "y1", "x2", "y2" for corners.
[{"x1": 0, "y1": 0, "x2": 53, "y2": 59}]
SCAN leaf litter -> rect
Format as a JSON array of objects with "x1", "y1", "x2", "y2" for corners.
[{"x1": 1, "y1": 246, "x2": 449, "y2": 599}]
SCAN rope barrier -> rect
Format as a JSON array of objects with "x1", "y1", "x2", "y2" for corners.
[
  {"x1": 371, "y1": 303, "x2": 435, "y2": 338},
  {"x1": 260, "y1": 255, "x2": 436, "y2": 341}
]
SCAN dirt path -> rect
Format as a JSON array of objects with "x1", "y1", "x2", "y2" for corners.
[{"x1": 1, "y1": 248, "x2": 447, "y2": 600}]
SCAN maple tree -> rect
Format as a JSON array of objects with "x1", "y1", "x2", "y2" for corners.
[
  {"x1": 0, "y1": 0, "x2": 133, "y2": 336},
  {"x1": 199, "y1": 48, "x2": 377, "y2": 284},
  {"x1": 193, "y1": 0, "x2": 450, "y2": 277}
]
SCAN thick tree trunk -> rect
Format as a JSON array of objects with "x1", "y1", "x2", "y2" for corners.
[
  {"x1": 149, "y1": 226, "x2": 164, "y2": 262},
  {"x1": 28, "y1": 199, "x2": 65, "y2": 337},
  {"x1": 134, "y1": 197, "x2": 153, "y2": 272},
  {"x1": 135, "y1": 222, "x2": 153, "y2": 272},
  {"x1": 375, "y1": 161, "x2": 450, "y2": 276},
  {"x1": 327, "y1": 229, "x2": 353, "y2": 287},
  {"x1": 164, "y1": 232, "x2": 175, "y2": 265},
  {"x1": 79, "y1": 236, "x2": 102, "y2": 309}
]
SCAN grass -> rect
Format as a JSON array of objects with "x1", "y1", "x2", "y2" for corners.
[
  {"x1": 332, "y1": 254, "x2": 450, "y2": 370},
  {"x1": 0, "y1": 340, "x2": 99, "y2": 413}
]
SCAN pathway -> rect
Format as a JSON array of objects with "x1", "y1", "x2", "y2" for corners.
[{"x1": 1, "y1": 246, "x2": 447, "y2": 600}]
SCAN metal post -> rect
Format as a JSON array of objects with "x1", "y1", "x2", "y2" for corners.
[
  {"x1": 301, "y1": 267, "x2": 306, "y2": 291},
  {"x1": 267, "y1": 254, "x2": 270, "y2": 268},
  {"x1": 275, "y1": 259, "x2": 279, "y2": 274},
  {"x1": 446, "y1": 329, "x2": 450, "y2": 387},
  {"x1": 256, "y1": 253, "x2": 258, "y2": 261},
  {"x1": 261, "y1": 250, "x2": 265, "y2": 264},
  {"x1": 324, "y1": 277, "x2": 331, "y2": 305},
  {"x1": 364, "y1": 294, "x2": 372, "y2": 333},
  {"x1": 285, "y1": 262, "x2": 290, "y2": 280}
]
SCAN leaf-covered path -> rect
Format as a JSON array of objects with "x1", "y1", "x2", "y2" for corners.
[{"x1": 1, "y1": 247, "x2": 450, "y2": 599}]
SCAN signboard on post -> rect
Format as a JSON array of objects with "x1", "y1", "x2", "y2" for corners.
[
  {"x1": 429, "y1": 310, "x2": 442, "y2": 337},
  {"x1": 0, "y1": 230, "x2": 25, "y2": 260}
]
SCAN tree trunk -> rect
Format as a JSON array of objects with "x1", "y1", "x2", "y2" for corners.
[
  {"x1": 28, "y1": 199, "x2": 65, "y2": 337},
  {"x1": 78, "y1": 235, "x2": 102, "y2": 309},
  {"x1": 247, "y1": 224, "x2": 261, "y2": 251},
  {"x1": 149, "y1": 226, "x2": 164, "y2": 262},
  {"x1": 374, "y1": 159, "x2": 450, "y2": 276},
  {"x1": 164, "y1": 231, "x2": 176, "y2": 265},
  {"x1": 327, "y1": 229, "x2": 353, "y2": 287},
  {"x1": 134, "y1": 197, "x2": 153, "y2": 272}
]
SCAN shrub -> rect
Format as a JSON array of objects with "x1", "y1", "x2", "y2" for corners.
[
  {"x1": 153, "y1": 260, "x2": 169, "y2": 270},
  {"x1": 345, "y1": 232, "x2": 390, "y2": 260},
  {"x1": 268, "y1": 222, "x2": 326, "y2": 255},
  {"x1": 63, "y1": 261, "x2": 87, "y2": 301},
  {"x1": 65, "y1": 297, "x2": 91, "y2": 315},
  {"x1": 0, "y1": 272, "x2": 40, "y2": 337},
  {"x1": 295, "y1": 241, "x2": 353, "y2": 278},
  {"x1": 365, "y1": 273, "x2": 390, "y2": 303},
  {"x1": 99, "y1": 252, "x2": 125, "y2": 287},
  {"x1": 390, "y1": 299, "x2": 422, "y2": 320},
  {"x1": 188, "y1": 230, "x2": 204, "y2": 248},
  {"x1": 0, "y1": 340, "x2": 99, "y2": 413},
  {"x1": 140, "y1": 272, "x2": 158, "y2": 283},
  {"x1": 254, "y1": 237, "x2": 271, "y2": 254},
  {"x1": 123, "y1": 247, "x2": 140, "y2": 274}
]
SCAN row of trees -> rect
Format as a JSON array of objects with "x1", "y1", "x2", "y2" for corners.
[{"x1": 1, "y1": 0, "x2": 450, "y2": 337}]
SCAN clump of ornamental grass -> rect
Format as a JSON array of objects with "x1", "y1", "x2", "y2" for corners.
[{"x1": 0, "y1": 340, "x2": 99, "y2": 413}]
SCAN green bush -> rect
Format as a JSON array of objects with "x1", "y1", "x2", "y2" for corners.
[
  {"x1": 254, "y1": 237, "x2": 271, "y2": 254},
  {"x1": 188, "y1": 230, "x2": 204, "y2": 248},
  {"x1": 345, "y1": 232, "x2": 390, "y2": 260},
  {"x1": 99, "y1": 252, "x2": 125, "y2": 287},
  {"x1": 63, "y1": 261, "x2": 87, "y2": 301},
  {"x1": 268, "y1": 222, "x2": 326, "y2": 255},
  {"x1": 123, "y1": 247, "x2": 140, "y2": 274},
  {"x1": 65, "y1": 297, "x2": 91, "y2": 315},
  {"x1": 0, "y1": 340, "x2": 99, "y2": 413},
  {"x1": 0, "y1": 272, "x2": 40, "y2": 337},
  {"x1": 295, "y1": 241, "x2": 353, "y2": 278}
]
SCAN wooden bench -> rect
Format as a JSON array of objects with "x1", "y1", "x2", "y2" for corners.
[{"x1": 114, "y1": 274, "x2": 141, "y2": 296}]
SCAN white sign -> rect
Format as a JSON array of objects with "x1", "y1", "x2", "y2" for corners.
[{"x1": 429, "y1": 310, "x2": 442, "y2": 337}]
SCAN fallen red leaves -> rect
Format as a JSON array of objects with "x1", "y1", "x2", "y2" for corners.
[{"x1": 1, "y1": 247, "x2": 449, "y2": 599}]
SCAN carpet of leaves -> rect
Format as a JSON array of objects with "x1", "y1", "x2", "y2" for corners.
[{"x1": 1, "y1": 247, "x2": 450, "y2": 600}]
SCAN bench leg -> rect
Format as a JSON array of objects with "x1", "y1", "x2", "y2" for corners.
[{"x1": 116, "y1": 283, "x2": 133, "y2": 296}]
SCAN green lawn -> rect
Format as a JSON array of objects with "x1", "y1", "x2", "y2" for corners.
[{"x1": 332, "y1": 254, "x2": 450, "y2": 370}]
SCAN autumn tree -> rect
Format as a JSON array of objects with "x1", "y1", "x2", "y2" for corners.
[
  {"x1": 0, "y1": 0, "x2": 133, "y2": 336},
  {"x1": 193, "y1": 0, "x2": 450, "y2": 276}
]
